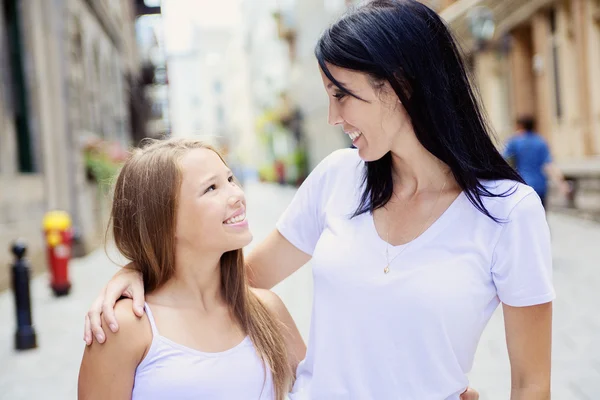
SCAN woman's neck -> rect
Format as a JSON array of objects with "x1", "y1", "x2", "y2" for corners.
[{"x1": 390, "y1": 137, "x2": 455, "y2": 198}]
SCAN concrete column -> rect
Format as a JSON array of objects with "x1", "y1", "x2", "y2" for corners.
[
  {"x1": 510, "y1": 25, "x2": 536, "y2": 127},
  {"x1": 0, "y1": 48, "x2": 18, "y2": 174},
  {"x1": 572, "y1": 0, "x2": 594, "y2": 156},
  {"x1": 587, "y1": 0, "x2": 600, "y2": 155},
  {"x1": 0, "y1": 112, "x2": 18, "y2": 175},
  {"x1": 531, "y1": 12, "x2": 553, "y2": 145},
  {"x1": 23, "y1": 0, "x2": 71, "y2": 210},
  {"x1": 0, "y1": 6, "x2": 12, "y2": 175},
  {"x1": 556, "y1": 1, "x2": 583, "y2": 157},
  {"x1": 474, "y1": 49, "x2": 512, "y2": 141},
  {"x1": 439, "y1": 0, "x2": 456, "y2": 11}
]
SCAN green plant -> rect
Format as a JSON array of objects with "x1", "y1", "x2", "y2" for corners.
[{"x1": 83, "y1": 137, "x2": 127, "y2": 192}]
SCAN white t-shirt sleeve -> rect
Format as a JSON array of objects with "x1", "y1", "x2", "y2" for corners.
[
  {"x1": 275, "y1": 154, "x2": 332, "y2": 256},
  {"x1": 491, "y1": 191, "x2": 556, "y2": 307}
]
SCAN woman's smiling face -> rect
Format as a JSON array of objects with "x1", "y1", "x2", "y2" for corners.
[{"x1": 320, "y1": 63, "x2": 412, "y2": 162}]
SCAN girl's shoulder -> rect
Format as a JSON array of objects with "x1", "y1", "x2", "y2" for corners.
[
  {"x1": 80, "y1": 299, "x2": 152, "y2": 379},
  {"x1": 250, "y1": 288, "x2": 287, "y2": 316},
  {"x1": 105, "y1": 299, "x2": 153, "y2": 356}
]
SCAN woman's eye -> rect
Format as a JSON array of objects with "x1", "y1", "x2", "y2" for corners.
[
  {"x1": 333, "y1": 92, "x2": 346, "y2": 100},
  {"x1": 228, "y1": 175, "x2": 234, "y2": 183}
]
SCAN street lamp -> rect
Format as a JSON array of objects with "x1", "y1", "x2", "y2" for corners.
[{"x1": 468, "y1": 6, "x2": 495, "y2": 50}]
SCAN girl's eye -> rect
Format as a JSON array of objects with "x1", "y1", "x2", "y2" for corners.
[
  {"x1": 205, "y1": 185, "x2": 216, "y2": 193},
  {"x1": 333, "y1": 92, "x2": 346, "y2": 100},
  {"x1": 228, "y1": 176, "x2": 234, "y2": 183}
]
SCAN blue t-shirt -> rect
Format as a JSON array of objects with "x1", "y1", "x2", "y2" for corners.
[{"x1": 503, "y1": 132, "x2": 552, "y2": 196}]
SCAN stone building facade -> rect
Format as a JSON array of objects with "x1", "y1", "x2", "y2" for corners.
[
  {"x1": 438, "y1": 0, "x2": 600, "y2": 213},
  {"x1": 0, "y1": 0, "x2": 141, "y2": 289}
]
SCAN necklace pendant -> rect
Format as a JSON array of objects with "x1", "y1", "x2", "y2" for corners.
[{"x1": 384, "y1": 265, "x2": 390, "y2": 274}]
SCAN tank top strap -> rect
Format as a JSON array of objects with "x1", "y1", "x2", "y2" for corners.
[{"x1": 143, "y1": 302, "x2": 159, "y2": 336}]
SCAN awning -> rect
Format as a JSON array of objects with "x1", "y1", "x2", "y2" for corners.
[{"x1": 440, "y1": 0, "x2": 556, "y2": 51}]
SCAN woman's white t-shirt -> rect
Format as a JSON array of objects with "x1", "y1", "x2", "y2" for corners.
[{"x1": 276, "y1": 149, "x2": 555, "y2": 400}]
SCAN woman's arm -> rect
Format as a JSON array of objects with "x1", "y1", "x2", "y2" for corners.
[
  {"x1": 246, "y1": 229, "x2": 311, "y2": 289},
  {"x1": 503, "y1": 302, "x2": 552, "y2": 400},
  {"x1": 78, "y1": 299, "x2": 151, "y2": 399},
  {"x1": 252, "y1": 288, "x2": 306, "y2": 373}
]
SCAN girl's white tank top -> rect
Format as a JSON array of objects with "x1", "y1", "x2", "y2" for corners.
[{"x1": 132, "y1": 303, "x2": 275, "y2": 400}]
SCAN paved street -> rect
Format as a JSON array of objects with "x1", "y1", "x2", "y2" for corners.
[{"x1": 0, "y1": 182, "x2": 598, "y2": 399}]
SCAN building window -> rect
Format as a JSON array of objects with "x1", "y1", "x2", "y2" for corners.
[{"x1": 3, "y1": 0, "x2": 34, "y2": 172}]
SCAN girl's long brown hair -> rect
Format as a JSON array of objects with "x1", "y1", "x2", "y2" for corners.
[{"x1": 109, "y1": 138, "x2": 291, "y2": 399}]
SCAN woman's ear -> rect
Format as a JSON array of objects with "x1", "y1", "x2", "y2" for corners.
[{"x1": 392, "y1": 70, "x2": 413, "y2": 100}]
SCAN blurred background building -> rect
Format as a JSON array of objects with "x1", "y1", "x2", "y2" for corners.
[
  {"x1": 436, "y1": 0, "x2": 600, "y2": 213},
  {"x1": 2, "y1": 0, "x2": 599, "y2": 285},
  {"x1": 135, "y1": 0, "x2": 170, "y2": 141},
  {"x1": 0, "y1": 0, "x2": 152, "y2": 289},
  {"x1": 250, "y1": 0, "x2": 600, "y2": 212},
  {"x1": 230, "y1": 0, "x2": 363, "y2": 183}
]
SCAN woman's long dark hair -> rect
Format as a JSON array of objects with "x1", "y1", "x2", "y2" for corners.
[{"x1": 315, "y1": 0, "x2": 524, "y2": 221}]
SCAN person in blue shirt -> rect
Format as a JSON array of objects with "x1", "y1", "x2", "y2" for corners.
[{"x1": 504, "y1": 116, "x2": 569, "y2": 207}]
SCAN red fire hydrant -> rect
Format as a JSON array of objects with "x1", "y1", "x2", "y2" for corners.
[
  {"x1": 274, "y1": 160, "x2": 286, "y2": 185},
  {"x1": 43, "y1": 211, "x2": 73, "y2": 296}
]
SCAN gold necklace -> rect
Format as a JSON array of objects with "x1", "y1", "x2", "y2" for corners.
[{"x1": 383, "y1": 179, "x2": 448, "y2": 274}]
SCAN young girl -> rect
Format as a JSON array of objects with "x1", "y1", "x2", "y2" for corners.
[{"x1": 78, "y1": 138, "x2": 305, "y2": 399}]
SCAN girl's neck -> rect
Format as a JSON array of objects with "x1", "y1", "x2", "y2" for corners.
[{"x1": 150, "y1": 250, "x2": 225, "y2": 312}]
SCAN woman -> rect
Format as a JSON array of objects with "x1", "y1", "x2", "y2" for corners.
[
  {"x1": 78, "y1": 138, "x2": 305, "y2": 399},
  {"x1": 85, "y1": 1, "x2": 552, "y2": 399}
]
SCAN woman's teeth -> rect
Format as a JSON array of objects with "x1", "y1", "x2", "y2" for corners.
[
  {"x1": 224, "y1": 213, "x2": 246, "y2": 225},
  {"x1": 349, "y1": 131, "x2": 362, "y2": 141}
]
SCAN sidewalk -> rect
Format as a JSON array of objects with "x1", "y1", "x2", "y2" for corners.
[{"x1": 0, "y1": 248, "x2": 120, "y2": 400}]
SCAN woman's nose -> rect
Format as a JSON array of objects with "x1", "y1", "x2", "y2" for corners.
[{"x1": 328, "y1": 102, "x2": 344, "y2": 126}]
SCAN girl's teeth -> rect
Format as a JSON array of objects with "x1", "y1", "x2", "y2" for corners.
[{"x1": 225, "y1": 213, "x2": 245, "y2": 224}]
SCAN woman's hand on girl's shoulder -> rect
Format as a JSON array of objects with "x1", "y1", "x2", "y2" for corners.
[
  {"x1": 78, "y1": 299, "x2": 152, "y2": 399},
  {"x1": 84, "y1": 266, "x2": 146, "y2": 345},
  {"x1": 86, "y1": 299, "x2": 152, "y2": 358}
]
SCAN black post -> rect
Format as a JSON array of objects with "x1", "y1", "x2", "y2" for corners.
[{"x1": 11, "y1": 240, "x2": 37, "y2": 350}]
